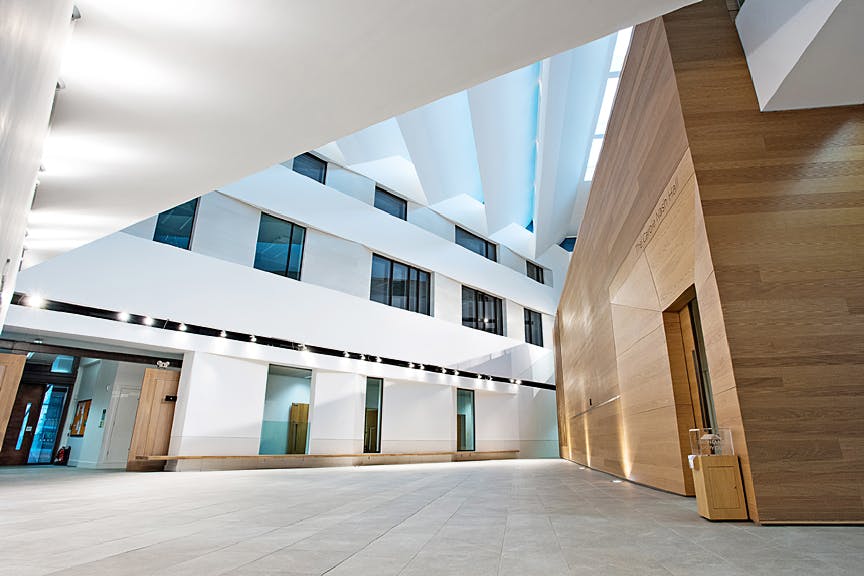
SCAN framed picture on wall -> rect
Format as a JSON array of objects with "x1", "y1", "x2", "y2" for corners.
[{"x1": 69, "y1": 399, "x2": 91, "y2": 437}]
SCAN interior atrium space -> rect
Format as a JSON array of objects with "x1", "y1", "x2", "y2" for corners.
[{"x1": 0, "y1": 1, "x2": 861, "y2": 575}]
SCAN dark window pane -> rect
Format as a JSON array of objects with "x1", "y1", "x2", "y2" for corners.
[
  {"x1": 456, "y1": 226, "x2": 496, "y2": 262},
  {"x1": 559, "y1": 237, "x2": 577, "y2": 252},
  {"x1": 369, "y1": 254, "x2": 430, "y2": 316},
  {"x1": 462, "y1": 286, "x2": 477, "y2": 329},
  {"x1": 408, "y1": 268, "x2": 418, "y2": 312},
  {"x1": 418, "y1": 271, "x2": 431, "y2": 315},
  {"x1": 527, "y1": 261, "x2": 544, "y2": 284},
  {"x1": 456, "y1": 389, "x2": 475, "y2": 451},
  {"x1": 391, "y1": 262, "x2": 409, "y2": 310},
  {"x1": 370, "y1": 255, "x2": 391, "y2": 305},
  {"x1": 287, "y1": 224, "x2": 305, "y2": 280},
  {"x1": 153, "y1": 198, "x2": 198, "y2": 250},
  {"x1": 254, "y1": 214, "x2": 292, "y2": 275},
  {"x1": 293, "y1": 153, "x2": 327, "y2": 183},
  {"x1": 455, "y1": 227, "x2": 486, "y2": 257},
  {"x1": 254, "y1": 213, "x2": 305, "y2": 280},
  {"x1": 462, "y1": 285, "x2": 503, "y2": 335},
  {"x1": 525, "y1": 309, "x2": 543, "y2": 346},
  {"x1": 364, "y1": 377, "x2": 383, "y2": 453},
  {"x1": 374, "y1": 187, "x2": 407, "y2": 220}
]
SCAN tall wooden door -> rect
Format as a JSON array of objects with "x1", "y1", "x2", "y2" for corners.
[
  {"x1": 0, "y1": 353, "x2": 27, "y2": 448},
  {"x1": 0, "y1": 383, "x2": 47, "y2": 465},
  {"x1": 287, "y1": 402, "x2": 308, "y2": 454},
  {"x1": 127, "y1": 368, "x2": 180, "y2": 471}
]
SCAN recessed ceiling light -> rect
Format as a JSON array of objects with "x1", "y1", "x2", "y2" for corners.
[
  {"x1": 25, "y1": 295, "x2": 46, "y2": 308},
  {"x1": 178, "y1": 323, "x2": 187, "y2": 331},
  {"x1": 375, "y1": 356, "x2": 382, "y2": 363},
  {"x1": 219, "y1": 330, "x2": 227, "y2": 338},
  {"x1": 142, "y1": 316, "x2": 154, "y2": 326},
  {"x1": 612, "y1": 479, "x2": 623, "y2": 484},
  {"x1": 117, "y1": 311, "x2": 130, "y2": 321},
  {"x1": 343, "y1": 351, "x2": 350, "y2": 357},
  {"x1": 250, "y1": 335, "x2": 257, "y2": 342}
]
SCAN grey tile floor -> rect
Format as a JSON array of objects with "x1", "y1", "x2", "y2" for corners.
[{"x1": 0, "y1": 459, "x2": 860, "y2": 575}]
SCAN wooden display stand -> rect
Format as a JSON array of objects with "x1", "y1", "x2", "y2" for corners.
[{"x1": 691, "y1": 455, "x2": 748, "y2": 520}]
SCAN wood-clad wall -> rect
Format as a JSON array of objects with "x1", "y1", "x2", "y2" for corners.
[
  {"x1": 663, "y1": 0, "x2": 864, "y2": 523},
  {"x1": 554, "y1": 19, "x2": 746, "y2": 496}
]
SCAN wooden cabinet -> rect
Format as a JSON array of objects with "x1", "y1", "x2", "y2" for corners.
[{"x1": 691, "y1": 455, "x2": 748, "y2": 520}]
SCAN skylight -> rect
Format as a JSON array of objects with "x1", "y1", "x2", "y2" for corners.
[{"x1": 584, "y1": 27, "x2": 632, "y2": 182}]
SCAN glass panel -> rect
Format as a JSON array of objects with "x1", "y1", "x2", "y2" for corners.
[
  {"x1": 418, "y1": 271, "x2": 431, "y2": 316},
  {"x1": 292, "y1": 153, "x2": 327, "y2": 183},
  {"x1": 259, "y1": 367, "x2": 311, "y2": 455},
  {"x1": 407, "y1": 268, "x2": 418, "y2": 312},
  {"x1": 486, "y1": 242, "x2": 497, "y2": 262},
  {"x1": 462, "y1": 286, "x2": 477, "y2": 329},
  {"x1": 27, "y1": 385, "x2": 69, "y2": 464},
  {"x1": 153, "y1": 198, "x2": 198, "y2": 249},
  {"x1": 374, "y1": 188, "x2": 407, "y2": 220},
  {"x1": 254, "y1": 214, "x2": 293, "y2": 275},
  {"x1": 287, "y1": 224, "x2": 306, "y2": 280},
  {"x1": 527, "y1": 262, "x2": 544, "y2": 284},
  {"x1": 559, "y1": 237, "x2": 577, "y2": 252},
  {"x1": 370, "y1": 255, "x2": 391, "y2": 305},
  {"x1": 391, "y1": 262, "x2": 409, "y2": 310},
  {"x1": 455, "y1": 227, "x2": 486, "y2": 258},
  {"x1": 456, "y1": 389, "x2": 475, "y2": 451},
  {"x1": 364, "y1": 377, "x2": 383, "y2": 453},
  {"x1": 525, "y1": 309, "x2": 543, "y2": 346}
]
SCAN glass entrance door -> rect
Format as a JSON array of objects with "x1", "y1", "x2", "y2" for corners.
[{"x1": 27, "y1": 384, "x2": 70, "y2": 463}]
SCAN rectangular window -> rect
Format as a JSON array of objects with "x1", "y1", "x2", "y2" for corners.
[
  {"x1": 364, "y1": 377, "x2": 383, "y2": 453},
  {"x1": 559, "y1": 237, "x2": 577, "y2": 252},
  {"x1": 292, "y1": 152, "x2": 327, "y2": 184},
  {"x1": 455, "y1": 226, "x2": 497, "y2": 262},
  {"x1": 462, "y1": 286, "x2": 504, "y2": 335},
  {"x1": 524, "y1": 308, "x2": 544, "y2": 347},
  {"x1": 153, "y1": 198, "x2": 198, "y2": 250},
  {"x1": 370, "y1": 254, "x2": 431, "y2": 315},
  {"x1": 258, "y1": 366, "x2": 311, "y2": 455},
  {"x1": 456, "y1": 388, "x2": 475, "y2": 452},
  {"x1": 374, "y1": 187, "x2": 407, "y2": 220},
  {"x1": 527, "y1": 261, "x2": 544, "y2": 284},
  {"x1": 254, "y1": 213, "x2": 306, "y2": 280}
]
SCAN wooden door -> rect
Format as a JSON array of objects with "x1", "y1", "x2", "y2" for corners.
[
  {"x1": 127, "y1": 368, "x2": 180, "y2": 471},
  {"x1": 0, "y1": 383, "x2": 46, "y2": 465},
  {"x1": 0, "y1": 353, "x2": 27, "y2": 447},
  {"x1": 287, "y1": 402, "x2": 308, "y2": 454}
]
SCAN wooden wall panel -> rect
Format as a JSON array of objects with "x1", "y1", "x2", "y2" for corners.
[
  {"x1": 0, "y1": 353, "x2": 27, "y2": 445},
  {"x1": 663, "y1": 0, "x2": 864, "y2": 523},
  {"x1": 554, "y1": 19, "x2": 745, "y2": 496}
]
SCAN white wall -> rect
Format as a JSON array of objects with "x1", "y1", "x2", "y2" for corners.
[
  {"x1": 506, "y1": 300, "x2": 524, "y2": 342},
  {"x1": 66, "y1": 359, "x2": 116, "y2": 468},
  {"x1": 302, "y1": 229, "x2": 372, "y2": 299},
  {"x1": 541, "y1": 313, "x2": 554, "y2": 351},
  {"x1": 433, "y1": 274, "x2": 462, "y2": 326},
  {"x1": 307, "y1": 370, "x2": 365, "y2": 454},
  {"x1": 122, "y1": 216, "x2": 157, "y2": 240},
  {"x1": 517, "y1": 386, "x2": 558, "y2": 458},
  {"x1": 381, "y1": 380, "x2": 454, "y2": 453},
  {"x1": 190, "y1": 192, "x2": 259, "y2": 266},
  {"x1": 499, "y1": 245, "x2": 527, "y2": 278},
  {"x1": 13, "y1": 233, "x2": 555, "y2": 381},
  {"x1": 407, "y1": 204, "x2": 455, "y2": 242},
  {"x1": 221, "y1": 166, "x2": 557, "y2": 314},
  {"x1": 324, "y1": 165, "x2": 375, "y2": 205},
  {"x1": 475, "y1": 390, "x2": 519, "y2": 452},
  {"x1": 169, "y1": 352, "x2": 268, "y2": 456},
  {"x1": 0, "y1": 0, "x2": 73, "y2": 328}
]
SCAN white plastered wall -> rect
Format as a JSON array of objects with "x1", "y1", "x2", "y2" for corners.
[{"x1": 307, "y1": 370, "x2": 366, "y2": 454}]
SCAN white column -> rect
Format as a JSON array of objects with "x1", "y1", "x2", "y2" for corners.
[
  {"x1": 169, "y1": 352, "x2": 268, "y2": 456},
  {"x1": 307, "y1": 370, "x2": 366, "y2": 454}
]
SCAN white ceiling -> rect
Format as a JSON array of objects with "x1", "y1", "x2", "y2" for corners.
[{"x1": 27, "y1": 0, "x2": 696, "y2": 267}]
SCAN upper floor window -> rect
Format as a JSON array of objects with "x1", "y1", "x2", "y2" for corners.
[
  {"x1": 370, "y1": 254, "x2": 431, "y2": 315},
  {"x1": 524, "y1": 308, "x2": 544, "y2": 347},
  {"x1": 527, "y1": 261, "x2": 544, "y2": 284},
  {"x1": 374, "y1": 187, "x2": 407, "y2": 220},
  {"x1": 153, "y1": 198, "x2": 198, "y2": 250},
  {"x1": 292, "y1": 153, "x2": 327, "y2": 184},
  {"x1": 254, "y1": 213, "x2": 306, "y2": 280},
  {"x1": 455, "y1": 226, "x2": 497, "y2": 262},
  {"x1": 462, "y1": 286, "x2": 503, "y2": 335}
]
